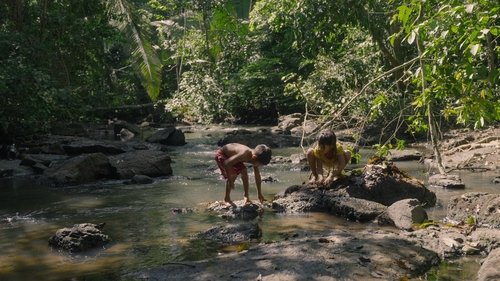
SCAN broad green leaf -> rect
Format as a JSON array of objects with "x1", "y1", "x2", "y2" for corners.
[{"x1": 398, "y1": 5, "x2": 412, "y2": 25}]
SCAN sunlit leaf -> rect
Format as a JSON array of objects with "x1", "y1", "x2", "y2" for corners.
[
  {"x1": 407, "y1": 30, "x2": 416, "y2": 44},
  {"x1": 465, "y1": 4, "x2": 474, "y2": 14},
  {"x1": 469, "y1": 44, "x2": 480, "y2": 56}
]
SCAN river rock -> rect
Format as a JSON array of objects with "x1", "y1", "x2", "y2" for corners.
[
  {"x1": 44, "y1": 153, "x2": 117, "y2": 186},
  {"x1": 272, "y1": 186, "x2": 387, "y2": 221},
  {"x1": 130, "y1": 174, "x2": 154, "y2": 184},
  {"x1": 217, "y1": 129, "x2": 301, "y2": 148},
  {"x1": 446, "y1": 192, "x2": 500, "y2": 228},
  {"x1": 428, "y1": 173, "x2": 465, "y2": 189},
  {"x1": 109, "y1": 150, "x2": 172, "y2": 179},
  {"x1": 146, "y1": 126, "x2": 186, "y2": 146},
  {"x1": 378, "y1": 199, "x2": 428, "y2": 231},
  {"x1": 345, "y1": 163, "x2": 437, "y2": 207},
  {"x1": 478, "y1": 247, "x2": 500, "y2": 281},
  {"x1": 387, "y1": 149, "x2": 423, "y2": 161},
  {"x1": 197, "y1": 222, "x2": 261, "y2": 245},
  {"x1": 468, "y1": 228, "x2": 500, "y2": 253},
  {"x1": 326, "y1": 195, "x2": 387, "y2": 222},
  {"x1": 113, "y1": 120, "x2": 142, "y2": 136},
  {"x1": 48, "y1": 223, "x2": 110, "y2": 253},
  {"x1": 62, "y1": 138, "x2": 131, "y2": 155},
  {"x1": 207, "y1": 201, "x2": 263, "y2": 221},
  {"x1": 129, "y1": 229, "x2": 439, "y2": 281}
]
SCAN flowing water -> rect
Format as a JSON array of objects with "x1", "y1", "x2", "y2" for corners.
[{"x1": 0, "y1": 126, "x2": 497, "y2": 280}]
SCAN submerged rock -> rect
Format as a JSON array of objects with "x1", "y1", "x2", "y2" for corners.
[
  {"x1": 197, "y1": 222, "x2": 261, "y2": 245},
  {"x1": 128, "y1": 229, "x2": 440, "y2": 281},
  {"x1": 48, "y1": 223, "x2": 110, "y2": 253}
]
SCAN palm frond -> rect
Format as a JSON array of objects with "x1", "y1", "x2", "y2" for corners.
[{"x1": 108, "y1": 0, "x2": 162, "y2": 100}]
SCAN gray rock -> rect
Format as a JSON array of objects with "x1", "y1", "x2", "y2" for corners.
[
  {"x1": 207, "y1": 201, "x2": 263, "y2": 221},
  {"x1": 388, "y1": 149, "x2": 423, "y2": 161},
  {"x1": 131, "y1": 174, "x2": 154, "y2": 184},
  {"x1": 327, "y1": 195, "x2": 387, "y2": 222},
  {"x1": 48, "y1": 223, "x2": 110, "y2": 253},
  {"x1": 380, "y1": 199, "x2": 428, "y2": 231},
  {"x1": 44, "y1": 153, "x2": 116, "y2": 186},
  {"x1": 478, "y1": 247, "x2": 500, "y2": 281},
  {"x1": 346, "y1": 163, "x2": 437, "y2": 207},
  {"x1": 447, "y1": 192, "x2": 500, "y2": 228},
  {"x1": 110, "y1": 150, "x2": 172, "y2": 179},
  {"x1": 197, "y1": 222, "x2": 261, "y2": 245},
  {"x1": 428, "y1": 173, "x2": 465, "y2": 189},
  {"x1": 146, "y1": 127, "x2": 186, "y2": 146},
  {"x1": 128, "y1": 229, "x2": 440, "y2": 281}
]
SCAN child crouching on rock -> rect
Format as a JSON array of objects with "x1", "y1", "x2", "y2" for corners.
[
  {"x1": 307, "y1": 129, "x2": 351, "y2": 185},
  {"x1": 215, "y1": 143, "x2": 272, "y2": 206}
]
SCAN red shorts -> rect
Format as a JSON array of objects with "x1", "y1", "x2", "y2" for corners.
[{"x1": 215, "y1": 149, "x2": 245, "y2": 179}]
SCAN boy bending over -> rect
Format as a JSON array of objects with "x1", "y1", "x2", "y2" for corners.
[{"x1": 215, "y1": 143, "x2": 272, "y2": 205}]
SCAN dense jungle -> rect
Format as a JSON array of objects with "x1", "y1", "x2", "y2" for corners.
[{"x1": 1, "y1": 1, "x2": 499, "y2": 281}]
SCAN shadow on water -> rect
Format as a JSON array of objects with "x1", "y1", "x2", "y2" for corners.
[{"x1": 0, "y1": 125, "x2": 497, "y2": 280}]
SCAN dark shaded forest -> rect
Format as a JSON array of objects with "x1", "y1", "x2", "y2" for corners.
[{"x1": 1, "y1": 0, "x2": 499, "y2": 143}]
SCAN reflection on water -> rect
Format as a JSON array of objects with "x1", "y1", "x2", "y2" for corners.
[{"x1": 0, "y1": 126, "x2": 497, "y2": 280}]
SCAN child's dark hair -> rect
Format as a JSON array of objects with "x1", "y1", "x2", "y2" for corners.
[
  {"x1": 254, "y1": 144, "x2": 272, "y2": 165},
  {"x1": 316, "y1": 129, "x2": 337, "y2": 146}
]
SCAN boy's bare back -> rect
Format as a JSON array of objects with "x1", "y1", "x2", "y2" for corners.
[{"x1": 221, "y1": 143, "x2": 254, "y2": 164}]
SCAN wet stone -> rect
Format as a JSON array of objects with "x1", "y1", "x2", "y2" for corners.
[
  {"x1": 428, "y1": 174, "x2": 465, "y2": 189},
  {"x1": 48, "y1": 223, "x2": 110, "y2": 253}
]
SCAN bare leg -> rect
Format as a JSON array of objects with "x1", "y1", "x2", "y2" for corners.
[
  {"x1": 307, "y1": 149, "x2": 319, "y2": 184},
  {"x1": 224, "y1": 180, "x2": 234, "y2": 206},
  {"x1": 241, "y1": 170, "x2": 251, "y2": 204}
]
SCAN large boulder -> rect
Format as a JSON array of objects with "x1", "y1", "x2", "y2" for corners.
[
  {"x1": 272, "y1": 163, "x2": 436, "y2": 222},
  {"x1": 478, "y1": 247, "x2": 500, "y2": 281},
  {"x1": 146, "y1": 126, "x2": 186, "y2": 146},
  {"x1": 346, "y1": 163, "x2": 437, "y2": 207},
  {"x1": 110, "y1": 150, "x2": 172, "y2": 179},
  {"x1": 272, "y1": 186, "x2": 387, "y2": 222},
  {"x1": 446, "y1": 192, "x2": 500, "y2": 228},
  {"x1": 44, "y1": 153, "x2": 117, "y2": 186},
  {"x1": 48, "y1": 223, "x2": 110, "y2": 253},
  {"x1": 378, "y1": 199, "x2": 428, "y2": 231}
]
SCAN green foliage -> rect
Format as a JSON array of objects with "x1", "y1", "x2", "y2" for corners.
[
  {"x1": 1, "y1": 0, "x2": 497, "y2": 139},
  {"x1": 347, "y1": 146, "x2": 362, "y2": 164},
  {"x1": 373, "y1": 143, "x2": 392, "y2": 158},
  {"x1": 108, "y1": 0, "x2": 163, "y2": 101},
  {"x1": 466, "y1": 215, "x2": 476, "y2": 226},
  {"x1": 0, "y1": 0, "x2": 118, "y2": 135},
  {"x1": 392, "y1": 0, "x2": 500, "y2": 130}
]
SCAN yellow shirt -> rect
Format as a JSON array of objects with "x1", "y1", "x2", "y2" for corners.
[{"x1": 312, "y1": 143, "x2": 344, "y2": 168}]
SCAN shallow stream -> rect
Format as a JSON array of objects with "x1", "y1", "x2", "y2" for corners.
[{"x1": 0, "y1": 126, "x2": 497, "y2": 280}]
